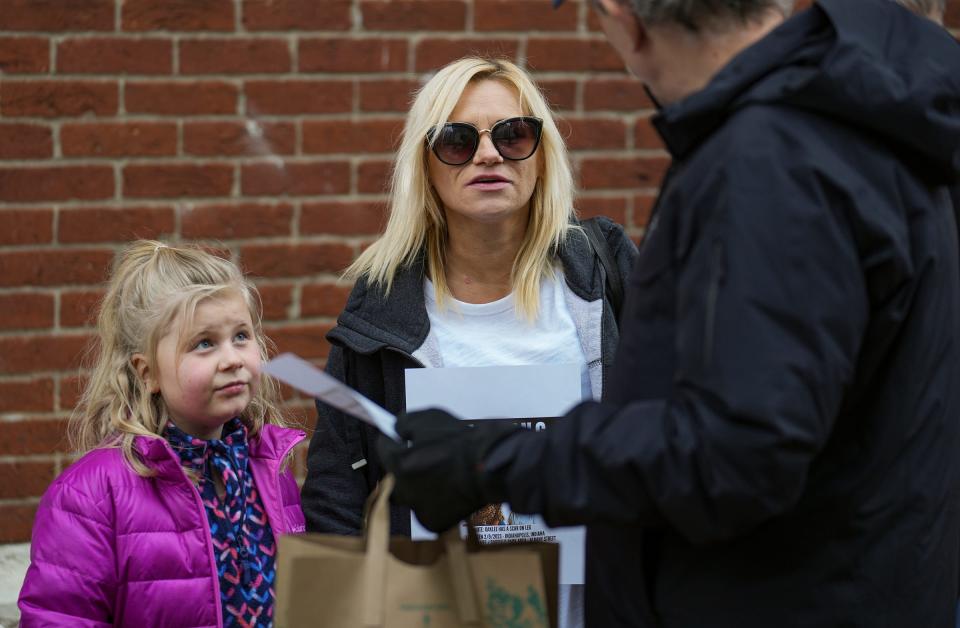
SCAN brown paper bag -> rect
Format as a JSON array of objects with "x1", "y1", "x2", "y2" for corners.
[{"x1": 276, "y1": 475, "x2": 558, "y2": 627}]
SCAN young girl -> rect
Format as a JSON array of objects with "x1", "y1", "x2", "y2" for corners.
[{"x1": 18, "y1": 240, "x2": 305, "y2": 627}]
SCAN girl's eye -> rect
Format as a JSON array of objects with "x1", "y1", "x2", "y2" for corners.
[
  {"x1": 234, "y1": 331, "x2": 250, "y2": 343},
  {"x1": 193, "y1": 339, "x2": 213, "y2": 350}
]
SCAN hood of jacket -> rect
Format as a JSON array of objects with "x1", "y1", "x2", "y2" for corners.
[{"x1": 655, "y1": 0, "x2": 960, "y2": 183}]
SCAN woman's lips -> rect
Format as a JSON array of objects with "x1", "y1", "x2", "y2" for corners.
[{"x1": 467, "y1": 175, "x2": 511, "y2": 191}]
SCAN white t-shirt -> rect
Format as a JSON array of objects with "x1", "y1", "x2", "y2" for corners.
[
  {"x1": 424, "y1": 268, "x2": 589, "y2": 628},
  {"x1": 424, "y1": 268, "x2": 592, "y2": 400}
]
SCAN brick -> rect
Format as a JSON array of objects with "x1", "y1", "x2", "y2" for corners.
[
  {"x1": 634, "y1": 116, "x2": 665, "y2": 149},
  {"x1": 559, "y1": 117, "x2": 627, "y2": 150},
  {"x1": 240, "y1": 244, "x2": 354, "y2": 278},
  {"x1": 537, "y1": 79, "x2": 577, "y2": 111},
  {"x1": 0, "y1": 37, "x2": 49, "y2": 73},
  {"x1": 257, "y1": 283, "x2": 294, "y2": 321},
  {"x1": 414, "y1": 38, "x2": 518, "y2": 71},
  {"x1": 945, "y1": 0, "x2": 959, "y2": 27},
  {"x1": 0, "y1": 0, "x2": 113, "y2": 31},
  {"x1": 359, "y1": 79, "x2": 419, "y2": 112},
  {"x1": 57, "y1": 38, "x2": 172, "y2": 74},
  {"x1": 126, "y1": 81, "x2": 238, "y2": 115},
  {"x1": 301, "y1": 201, "x2": 386, "y2": 236},
  {"x1": 59, "y1": 206, "x2": 175, "y2": 243},
  {"x1": 241, "y1": 161, "x2": 351, "y2": 197},
  {"x1": 0, "y1": 249, "x2": 112, "y2": 288},
  {"x1": 0, "y1": 209, "x2": 53, "y2": 245},
  {"x1": 0, "y1": 503, "x2": 38, "y2": 544},
  {"x1": 181, "y1": 202, "x2": 294, "y2": 239},
  {"x1": 0, "y1": 461, "x2": 57, "y2": 499},
  {"x1": 180, "y1": 39, "x2": 291, "y2": 74},
  {"x1": 526, "y1": 38, "x2": 622, "y2": 72},
  {"x1": 60, "y1": 289, "x2": 104, "y2": 327},
  {"x1": 59, "y1": 375, "x2": 87, "y2": 411},
  {"x1": 576, "y1": 195, "x2": 627, "y2": 225},
  {"x1": 263, "y1": 323, "x2": 334, "y2": 359},
  {"x1": 475, "y1": 0, "x2": 578, "y2": 31},
  {"x1": 0, "y1": 379, "x2": 55, "y2": 413},
  {"x1": 300, "y1": 38, "x2": 407, "y2": 73},
  {"x1": 184, "y1": 121, "x2": 295, "y2": 157},
  {"x1": 0, "y1": 80, "x2": 117, "y2": 118},
  {"x1": 243, "y1": 0, "x2": 352, "y2": 31},
  {"x1": 0, "y1": 333, "x2": 92, "y2": 374},
  {"x1": 579, "y1": 156, "x2": 670, "y2": 190},
  {"x1": 584, "y1": 77, "x2": 655, "y2": 111},
  {"x1": 0, "y1": 123, "x2": 53, "y2": 159},
  {"x1": 356, "y1": 160, "x2": 392, "y2": 195},
  {"x1": 0, "y1": 293, "x2": 54, "y2": 330},
  {"x1": 634, "y1": 193, "x2": 657, "y2": 229},
  {"x1": 301, "y1": 283, "x2": 352, "y2": 318},
  {"x1": 245, "y1": 80, "x2": 352, "y2": 115},
  {"x1": 302, "y1": 119, "x2": 403, "y2": 155},
  {"x1": 61, "y1": 122, "x2": 177, "y2": 157},
  {"x1": 123, "y1": 163, "x2": 233, "y2": 199},
  {"x1": 0, "y1": 419, "x2": 70, "y2": 456},
  {"x1": 0, "y1": 166, "x2": 113, "y2": 203},
  {"x1": 122, "y1": 0, "x2": 235, "y2": 32},
  {"x1": 585, "y1": 4, "x2": 603, "y2": 32},
  {"x1": 361, "y1": 1, "x2": 466, "y2": 31}
]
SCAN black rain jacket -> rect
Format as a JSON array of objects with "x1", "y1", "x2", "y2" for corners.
[{"x1": 480, "y1": 1, "x2": 960, "y2": 625}]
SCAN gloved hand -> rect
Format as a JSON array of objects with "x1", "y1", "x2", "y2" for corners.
[{"x1": 377, "y1": 408, "x2": 520, "y2": 533}]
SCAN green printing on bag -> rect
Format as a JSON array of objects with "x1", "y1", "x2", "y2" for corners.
[
  {"x1": 484, "y1": 579, "x2": 548, "y2": 628},
  {"x1": 399, "y1": 602, "x2": 452, "y2": 626}
]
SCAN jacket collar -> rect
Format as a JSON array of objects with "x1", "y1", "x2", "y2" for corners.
[
  {"x1": 134, "y1": 423, "x2": 306, "y2": 472},
  {"x1": 654, "y1": 0, "x2": 960, "y2": 180},
  {"x1": 327, "y1": 224, "x2": 601, "y2": 356}
]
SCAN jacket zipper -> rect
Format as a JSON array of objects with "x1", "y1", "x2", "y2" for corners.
[
  {"x1": 704, "y1": 239, "x2": 726, "y2": 367},
  {"x1": 175, "y1": 463, "x2": 225, "y2": 628}
]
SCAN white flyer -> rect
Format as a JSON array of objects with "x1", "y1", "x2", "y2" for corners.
[
  {"x1": 263, "y1": 353, "x2": 399, "y2": 441},
  {"x1": 405, "y1": 363, "x2": 587, "y2": 585}
]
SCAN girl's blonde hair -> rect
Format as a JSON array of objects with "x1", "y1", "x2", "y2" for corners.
[
  {"x1": 345, "y1": 57, "x2": 576, "y2": 318},
  {"x1": 70, "y1": 240, "x2": 286, "y2": 476}
]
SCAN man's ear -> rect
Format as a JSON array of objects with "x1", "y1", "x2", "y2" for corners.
[
  {"x1": 597, "y1": 0, "x2": 649, "y2": 53},
  {"x1": 131, "y1": 353, "x2": 160, "y2": 394}
]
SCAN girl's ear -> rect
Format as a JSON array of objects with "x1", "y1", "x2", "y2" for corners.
[{"x1": 131, "y1": 353, "x2": 160, "y2": 394}]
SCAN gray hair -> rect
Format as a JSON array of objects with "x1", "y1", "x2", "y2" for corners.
[
  {"x1": 625, "y1": 0, "x2": 796, "y2": 31},
  {"x1": 895, "y1": 0, "x2": 945, "y2": 20}
]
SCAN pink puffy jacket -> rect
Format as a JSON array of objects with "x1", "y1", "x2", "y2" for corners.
[{"x1": 18, "y1": 424, "x2": 306, "y2": 628}]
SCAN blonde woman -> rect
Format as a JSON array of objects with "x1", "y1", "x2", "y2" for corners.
[
  {"x1": 19, "y1": 241, "x2": 305, "y2": 627},
  {"x1": 301, "y1": 57, "x2": 637, "y2": 627}
]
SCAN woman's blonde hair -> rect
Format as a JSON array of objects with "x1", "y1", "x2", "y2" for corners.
[
  {"x1": 345, "y1": 57, "x2": 576, "y2": 318},
  {"x1": 70, "y1": 240, "x2": 287, "y2": 476}
]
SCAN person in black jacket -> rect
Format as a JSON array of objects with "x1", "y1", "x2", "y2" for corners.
[{"x1": 380, "y1": 1, "x2": 960, "y2": 626}]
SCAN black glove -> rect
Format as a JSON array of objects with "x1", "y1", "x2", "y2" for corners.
[{"x1": 377, "y1": 408, "x2": 520, "y2": 533}]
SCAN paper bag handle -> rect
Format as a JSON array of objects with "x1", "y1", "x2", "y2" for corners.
[
  {"x1": 443, "y1": 528, "x2": 480, "y2": 624},
  {"x1": 363, "y1": 474, "x2": 393, "y2": 626},
  {"x1": 363, "y1": 475, "x2": 480, "y2": 626}
]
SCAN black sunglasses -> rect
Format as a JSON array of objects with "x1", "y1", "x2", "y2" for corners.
[{"x1": 428, "y1": 116, "x2": 544, "y2": 166}]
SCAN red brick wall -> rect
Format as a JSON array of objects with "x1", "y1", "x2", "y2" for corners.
[{"x1": 0, "y1": 0, "x2": 958, "y2": 543}]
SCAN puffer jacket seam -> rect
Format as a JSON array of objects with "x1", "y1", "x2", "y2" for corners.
[{"x1": 46, "y1": 503, "x2": 112, "y2": 531}]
